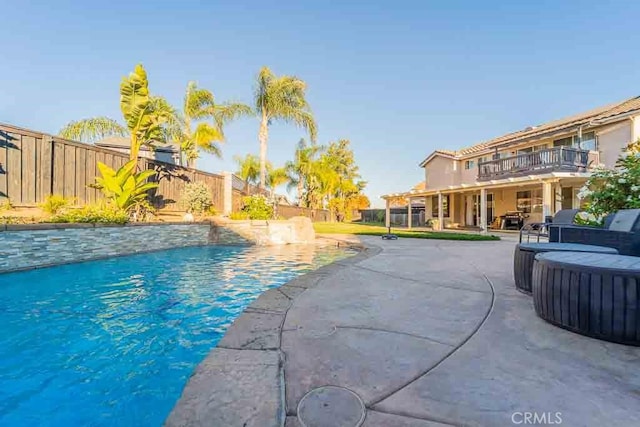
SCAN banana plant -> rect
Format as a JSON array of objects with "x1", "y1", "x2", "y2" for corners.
[
  {"x1": 120, "y1": 65, "x2": 170, "y2": 160},
  {"x1": 95, "y1": 159, "x2": 159, "y2": 211},
  {"x1": 59, "y1": 64, "x2": 170, "y2": 162}
]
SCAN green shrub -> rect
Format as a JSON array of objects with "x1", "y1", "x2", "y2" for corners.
[
  {"x1": 94, "y1": 159, "x2": 158, "y2": 212},
  {"x1": 239, "y1": 195, "x2": 273, "y2": 220},
  {"x1": 579, "y1": 143, "x2": 640, "y2": 219},
  {"x1": 181, "y1": 182, "x2": 213, "y2": 214},
  {"x1": 574, "y1": 211, "x2": 603, "y2": 227},
  {"x1": 229, "y1": 211, "x2": 250, "y2": 220},
  {"x1": 1, "y1": 216, "x2": 30, "y2": 225},
  {"x1": 40, "y1": 195, "x2": 73, "y2": 215},
  {"x1": 0, "y1": 199, "x2": 12, "y2": 212},
  {"x1": 49, "y1": 204, "x2": 129, "y2": 224}
]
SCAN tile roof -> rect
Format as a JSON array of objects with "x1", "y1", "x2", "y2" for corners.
[
  {"x1": 433, "y1": 149, "x2": 457, "y2": 157},
  {"x1": 430, "y1": 95, "x2": 640, "y2": 159}
]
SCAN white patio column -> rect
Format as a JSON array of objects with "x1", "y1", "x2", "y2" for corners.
[
  {"x1": 542, "y1": 181, "x2": 553, "y2": 220},
  {"x1": 407, "y1": 198, "x2": 412, "y2": 229},
  {"x1": 385, "y1": 199, "x2": 391, "y2": 228},
  {"x1": 425, "y1": 196, "x2": 432, "y2": 219},
  {"x1": 466, "y1": 194, "x2": 474, "y2": 226},
  {"x1": 438, "y1": 193, "x2": 444, "y2": 230},
  {"x1": 450, "y1": 194, "x2": 456, "y2": 225},
  {"x1": 480, "y1": 188, "x2": 487, "y2": 234}
]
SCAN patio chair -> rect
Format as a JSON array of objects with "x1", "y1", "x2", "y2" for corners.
[
  {"x1": 548, "y1": 209, "x2": 640, "y2": 256},
  {"x1": 519, "y1": 209, "x2": 580, "y2": 243}
]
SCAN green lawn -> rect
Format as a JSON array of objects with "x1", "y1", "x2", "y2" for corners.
[{"x1": 313, "y1": 222, "x2": 500, "y2": 241}]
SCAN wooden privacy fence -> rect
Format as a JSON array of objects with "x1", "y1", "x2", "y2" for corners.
[
  {"x1": 276, "y1": 205, "x2": 331, "y2": 222},
  {"x1": 231, "y1": 174, "x2": 268, "y2": 212},
  {"x1": 0, "y1": 123, "x2": 225, "y2": 212},
  {"x1": 230, "y1": 175, "x2": 331, "y2": 222},
  {"x1": 1, "y1": 122, "x2": 332, "y2": 220}
]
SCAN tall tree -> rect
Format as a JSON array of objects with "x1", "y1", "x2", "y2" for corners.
[
  {"x1": 60, "y1": 64, "x2": 170, "y2": 160},
  {"x1": 266, "y1": 165, "x2": 289, "y2": 191},
  {"x1": 254, "y1": 66, "x2": 317, "y2": 188},
  {"x1": 60, "y1": 67, "x2": 250, "y2": 166},
  {"x1": 285, "y1": 138, "x2": 322, "y2": 206},
  {"x1": 165, "y1": 82, "x2": 252, "y2": 167},
  {"x1": 300, "y1": 139, "x2": 366, "y2": 221},
  {"x1": 58, "y1": 117, "x2": 127, "y2": 143},
  {"x1": 234, "y1": 153, "x2": 260, "y2": 190}
]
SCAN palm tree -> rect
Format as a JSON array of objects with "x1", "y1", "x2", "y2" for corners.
[
  {"x1": 266, "y1": 166, "x2": 289, "y2": 191},
  {"x1": 285, "y1": 138, "x2": 322, "y2": 206},
  {"x1": 166, "y1": 82, "x2": 252, "y2": 167},
  {"x1": 58, "y1": 117, "x2": 127, "y2": 143},
  {"x1": 234, "y1": 153, "x2": 260, "y2": 191},
  {"x1": 60, "y1": 68, "x2": 250, "y2": 167},
  {"x1": 254, "y1": 66, "x2": 317, "y2": 188},
  {"x1": 60, "y1": 64, "x2": 173, "y2": 161}
]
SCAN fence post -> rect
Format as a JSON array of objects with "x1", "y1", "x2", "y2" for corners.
[{"x1": 223, "y1": 171, "x2": 232, "y2": 216}]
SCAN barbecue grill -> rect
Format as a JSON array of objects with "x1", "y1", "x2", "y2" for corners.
[{"x1": 502, "y1": 211, "x2": 526, "y2": 230}]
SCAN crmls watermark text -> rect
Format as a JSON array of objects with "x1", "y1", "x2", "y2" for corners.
[{"x1": 511, "y1": 412, "x2": 563, "y2": 425}]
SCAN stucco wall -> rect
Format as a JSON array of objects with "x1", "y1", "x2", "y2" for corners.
[
  {"x1": 425, "y1": 156, "x2": 458, "y2": 189},
  {"x1": 460, "y1": 161, "x2": 478, "y2": 185},
  {"x1": 632, "y1": 116, "x2": 640, "y2": 144},
  {"x1": 0, "y1": 223, "x2": 212, "y2": 273},
  {"x1": 597, "y1": 121, "x2": 632, "y2": 168}
]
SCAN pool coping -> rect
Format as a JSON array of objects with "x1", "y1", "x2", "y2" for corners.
[
  {"x1": 164, "y1": 236, "x2": 382, "y2": 427},
  {"x1": 0, "y1": 220, "x2": 213, "y2": 232}
]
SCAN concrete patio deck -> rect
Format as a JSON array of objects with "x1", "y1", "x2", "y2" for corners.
[{"x1": 166, "y1": 236, "x2": 640, "y2": 427}]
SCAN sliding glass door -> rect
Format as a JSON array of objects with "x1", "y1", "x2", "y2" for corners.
[{"x1": 471, "y1": 193, "x2": 494, "y2": 226}]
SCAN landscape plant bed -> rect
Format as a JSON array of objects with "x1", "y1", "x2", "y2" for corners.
[{"x1": 313, "y1": 222, "x2": 500, "y2": 241}]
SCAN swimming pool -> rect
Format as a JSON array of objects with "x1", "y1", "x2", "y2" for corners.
[{"x1": 0, "y1": 244, "x2": 354, "y2": 426}]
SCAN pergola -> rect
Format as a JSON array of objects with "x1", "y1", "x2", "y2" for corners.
[{"x1": 381, "y1": 172, "x2": 590, "y2": 233}]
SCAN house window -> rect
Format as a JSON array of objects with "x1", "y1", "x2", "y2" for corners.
[
  {"x1": 517, "y1": 191, "x2": 532, "y2": 213},
  {"x1": 553, "y1": 132, "x2": 597, "y2": 150},
  {"x1": 577, "y1": 131, "x2": 597, "y2": 151},
  {"x1": 517, "y1": 189, "x2": 543, "y2": 214},
  {"x1": 464, "y1": 160, "x2": 475, "y2": 170},
  {"x1": 432, "y1": 195, "x2": 449, "y2": 218},
  {"x1": 561, "y1": 187, "x2": 574, "y2": 210},
  {"x1": 553, "y1": 136, "x2": 573, "y2": 148}
]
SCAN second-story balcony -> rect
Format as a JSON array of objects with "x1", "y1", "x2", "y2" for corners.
[{"x1": 477, "y1": 146, "x2": 596, "y2": 181}]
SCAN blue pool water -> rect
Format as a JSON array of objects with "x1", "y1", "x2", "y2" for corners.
[{"x1": 0, "y1": 244, "x2": 353, "y2": 427}]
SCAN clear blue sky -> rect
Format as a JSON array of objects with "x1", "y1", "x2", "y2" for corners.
[{"x1": 2, "y1": 1, "x2": 639, "y2": 207}]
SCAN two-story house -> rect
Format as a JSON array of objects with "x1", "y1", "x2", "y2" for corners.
[{"x1": 382, "y1": 96, "x2": 640, "y2": 231}]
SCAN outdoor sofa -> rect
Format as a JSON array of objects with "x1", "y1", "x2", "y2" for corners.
[
  {"x1": 548, "y1": 209, "x2": 640, "y2": 256},
  {"x1": 518, "y1": 209, "x2": 640, "y2": 346},
  {"x1": 519, "y1": 209, "x2": 579, "y2": 243},
  {"x1": 514, "y1": 209, "x2": 619, "y2": 294}
]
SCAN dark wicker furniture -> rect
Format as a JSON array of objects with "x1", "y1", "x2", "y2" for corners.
[
  {"x1": 514, "y1": 243, "x2": 618, "y2": 294},
  {"x1": 549, "y1": 209, "x2": 640, "y2": 256},
  {"x1": 533, "y1": 252, "x2": 640, "y2": 346}
]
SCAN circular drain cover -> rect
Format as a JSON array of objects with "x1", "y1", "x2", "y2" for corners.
[{"x1": 297, "y1": 386, "x2": 365, "y2": 427}]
